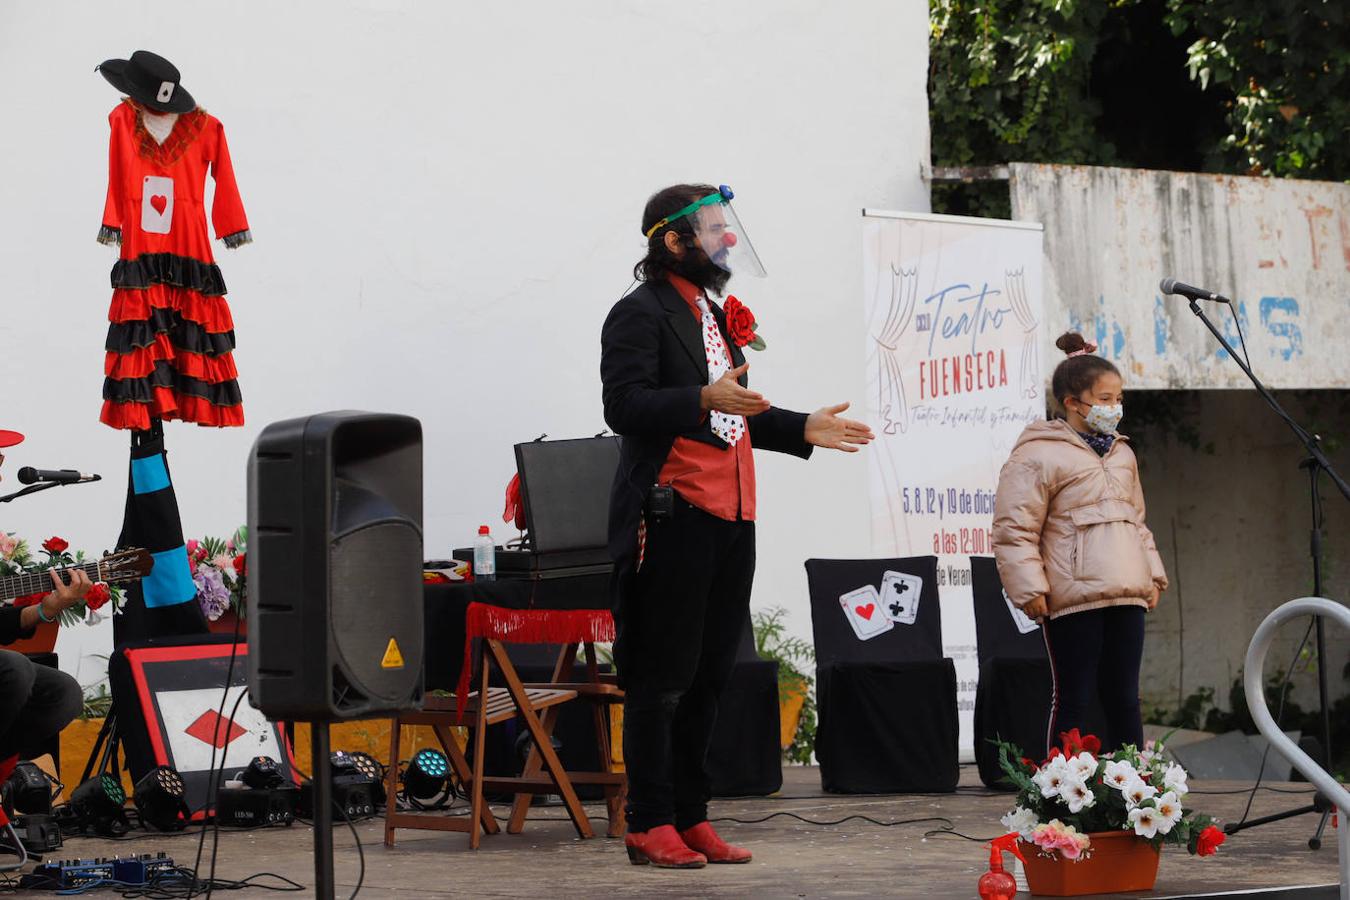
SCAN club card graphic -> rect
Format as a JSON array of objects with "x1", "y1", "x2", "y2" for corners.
[
  {"x1": 1003, "y1": 588, "x2": 1040, "y2": 634},
  {"x1": 839, "y1": 584, "x2": 893, "y2": 641},
  {"x1": 141, "y1": 175, "x2": 174, "y2": 234},
  {"x1": 880, "y1": 571, "x2": 923, "y2": 625}
]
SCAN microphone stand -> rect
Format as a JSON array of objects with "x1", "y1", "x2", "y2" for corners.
[{"x1": 1185, "y1": 298, "x2": 1349, "y2": 848}]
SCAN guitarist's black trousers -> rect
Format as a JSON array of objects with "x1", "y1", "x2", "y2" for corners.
[{"x1": 0, "y1": 650, "x2": 82, "y2": 759}]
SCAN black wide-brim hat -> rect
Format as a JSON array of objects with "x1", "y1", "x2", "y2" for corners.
[{"x1": 98, "y1": 50, "x2": 196, "y2": 114}]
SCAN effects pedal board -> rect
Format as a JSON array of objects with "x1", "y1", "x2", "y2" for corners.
[{"x1": 20, "y1": 852, "x2": 176, "y2": 890}]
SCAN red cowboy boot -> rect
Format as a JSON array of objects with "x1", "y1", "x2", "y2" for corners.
[
  {"x1": 625, "y1": 824, "x2": 707, "y2": 868},
  {"x1": 0, "y1": 755, "x2": 17, "y2": 827},
  {"x1": 679, "y1": 821, "x2": 752, "y2": 863}
]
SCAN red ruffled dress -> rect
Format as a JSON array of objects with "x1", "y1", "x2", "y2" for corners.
[{"x1": 97, "y1": 99, "x2": 250, "y2": 430}]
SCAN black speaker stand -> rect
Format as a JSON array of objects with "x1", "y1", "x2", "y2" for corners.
[
  {"x1": 1187, "y1": 298, "x2": 1349, "y2": 849},
  {"x1": 310, "y1": 722, "x2": 335, "y2": 900}
]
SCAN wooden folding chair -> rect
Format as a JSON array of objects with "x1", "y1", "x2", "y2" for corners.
[
  {"x1": 383, "y1": 638, "x2": 587, "y2": 849},
  {"x1": 509, "y1": 641, "x2": 627, "y2": 837}
]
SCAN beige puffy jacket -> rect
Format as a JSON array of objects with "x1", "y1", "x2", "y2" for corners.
[{"x1": 992, "y1": 419, "x2": 1167, "y2": 620}]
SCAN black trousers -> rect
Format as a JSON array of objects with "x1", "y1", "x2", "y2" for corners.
[
  {"x1": 616, "y1": 499, "x2": 755, "y2": 833},
  {"x1": 0, "y1": 649, "x2": 83, "y2": 759},
  {"x1": 1043, "y1": 605, "x2": 1146, "y2": 754}
]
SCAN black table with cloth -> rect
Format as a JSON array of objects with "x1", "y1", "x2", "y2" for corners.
[{"x1": 421, "y1": 580, "x2": 782, "y2": 799}]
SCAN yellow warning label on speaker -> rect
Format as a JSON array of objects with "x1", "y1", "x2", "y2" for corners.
[{"x1": 381, "y1": 638, "x2": 405, "y2": 669}]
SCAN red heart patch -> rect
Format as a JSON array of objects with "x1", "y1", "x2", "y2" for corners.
[
  {"x1": 150, "y1": 195, "x2": 167, "y2": 216},
  {"x1": 855, "y1": 603, "x2": 875, "y2": 620}
]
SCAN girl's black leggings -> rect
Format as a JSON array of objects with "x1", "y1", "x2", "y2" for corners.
[{"x1": 1043, "y1": 604, "x2": 1146, "y2": 754}]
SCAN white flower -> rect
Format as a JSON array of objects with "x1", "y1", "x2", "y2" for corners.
[
  {"x1": 1066, "y1": 751, "x2": 1098, "y2": 780},
  {"x1": 1034, "y1": 759, "x2": 1071, "y2": 799},
  {"x1": 1000, "y1": 806, "x2": 1039, "y2": 840},
  {"x1": 1162, "y1": 763, "x2": 1188, "y2": 796},
  {"x1": 1060, "y1": 776, "x2": 1097, "y2": 814},
  {"x1": 1123, "y1": 778, "x2": 1158, "y2": 809},
  {"x1": 1128, "y1": 805, "x2": 1160, "y2": 838},
  {"x1": 1104, "y1": 759, "x2": 1138, "y2": 790},
  {"x1": 1153, "y1": 791, "x2": 1183, "y2": 835}
]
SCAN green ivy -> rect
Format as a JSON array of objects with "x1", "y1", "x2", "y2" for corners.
[{"x1": 1164, "y1": 0, "x2": 1350, "y2": 180}]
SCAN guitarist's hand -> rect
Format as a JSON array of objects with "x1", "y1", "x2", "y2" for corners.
[{"x1": 42, "y1": 568, "x2": 92, "y2": 617}]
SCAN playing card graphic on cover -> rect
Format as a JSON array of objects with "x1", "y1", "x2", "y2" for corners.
[
  {"x1": 839, "y1": 584, "x2": 893, "y2": 641},
  {"x1": 880, "y1": 570, "x2": 922, "y2": 625}
]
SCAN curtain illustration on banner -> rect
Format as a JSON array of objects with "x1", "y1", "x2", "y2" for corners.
[
  {"x1": 873, "y1": 265, "x2": 920, "y2": 435},
  {"x1": 1005, "y1": 268, "x2": 1041, "y2": 399}
]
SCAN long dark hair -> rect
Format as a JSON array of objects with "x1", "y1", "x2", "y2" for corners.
[
  {"x1": 632, "y1": 183, "x2": 717, "y2": 282},
  {"x1": 1051, "y1": 332, "x2": 1121, "y2": 408}
]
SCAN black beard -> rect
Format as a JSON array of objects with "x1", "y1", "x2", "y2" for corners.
[{"x1": 668, "y1": 246, "x2": 731, "y2": 297}]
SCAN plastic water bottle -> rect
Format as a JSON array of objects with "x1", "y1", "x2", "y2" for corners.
[{"x1": 473, "y1": 525, "x2": 496, "y2": 582}]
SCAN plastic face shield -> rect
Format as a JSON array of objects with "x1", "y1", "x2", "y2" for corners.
[{"x1": 648, "y1": 186, "x2": 767, "y2": 277}]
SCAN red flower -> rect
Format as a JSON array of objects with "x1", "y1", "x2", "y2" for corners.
[
  {"x1": 1196, "y1": 825, "x2": 1225, "y2": 857},
  {"x1": 14, "y1": 592, "x2": 46, "y2": 608},
  {"x1": 1020, "y1": 757, "x2": 1038, "y2": 771},
  {"x1": 84, "y1": 582, "x2": 111, "y2": 611},
  {"x1": 42, "y1": 536, "x2": 69, "y2": 554},
  {"x1": 233, "y1": 554, "x2": 247, "y2": 577},
  {"x1": 722, "y1": 296, "x2": 757, "y2": 347},
  {"x1": 1059, "y1": 728, "x2": 1102, "y2": 756}
]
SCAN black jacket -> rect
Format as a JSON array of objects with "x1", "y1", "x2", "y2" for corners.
[{"x1": 600, "y1": 279, "x2": 813, "y2": 608}]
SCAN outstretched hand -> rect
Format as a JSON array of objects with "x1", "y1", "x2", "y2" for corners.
[{"x1": 805, "y1": 402, "x2": 875, "y2": 452}]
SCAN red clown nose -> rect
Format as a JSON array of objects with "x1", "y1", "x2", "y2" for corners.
[{"x1": 721, "y1": 232, "x2": 738, "y2": 248}]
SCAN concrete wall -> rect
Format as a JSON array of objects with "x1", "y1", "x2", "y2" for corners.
[
  {"x1": 0, "y1": 1, "x2": 931, "y2": 686},
  {"x1": 1011, "y1": 164, "x2": 1350, "y2": 390},
  {"x1": 1135, "y1": 391, "x2": 1350, "y2": 715}
]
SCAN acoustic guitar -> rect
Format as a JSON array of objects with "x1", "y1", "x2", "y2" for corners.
[{"x1": 0, "y1": 547, "x2": 154, "y2": 603}]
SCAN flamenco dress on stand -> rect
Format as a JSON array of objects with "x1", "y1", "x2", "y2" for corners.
[{"x1": 97, "y1": 98, "x2": 250, "y2": 430}]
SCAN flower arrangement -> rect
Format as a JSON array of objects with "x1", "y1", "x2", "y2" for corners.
[
  {"x1": 187, "y1": 527, "x2": 247, "y2": 622},
  {"x1": 0, "y1": 533, "x2": 124, "y2": 625},
  {"x1": 997, "y1": 729, "x2": 1226, "y2": 861}
]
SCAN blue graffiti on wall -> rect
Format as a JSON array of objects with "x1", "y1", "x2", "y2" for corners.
[{"x1": 1071, "y1": 295, "x2": 1304, "y2": 362}]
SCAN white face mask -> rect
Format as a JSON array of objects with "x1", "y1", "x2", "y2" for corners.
[{"x1": 1082, "y1": 403, "x2": 1124, "y2": 434}]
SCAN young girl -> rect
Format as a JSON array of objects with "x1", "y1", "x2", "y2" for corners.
[{"x1": 992, "y1": 332, "x2": 1168, "y2": 754}]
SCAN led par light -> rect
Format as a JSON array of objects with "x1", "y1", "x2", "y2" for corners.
[
  {"x1": 70, "y1": 773, "x2": 126, "y2": 826},
  {"x1": 402, "y1": 748, "x2": 449, "y2": 801},
  {"x1": 346, "y1": 752, "x2": 385, "y2": 805},
  {"x1": 133, "y1": 766, "x2": 189, "y2": 831}
]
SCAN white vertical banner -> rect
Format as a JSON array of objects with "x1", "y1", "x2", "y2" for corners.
[{"x1": 861, "y1": 210, "x2": 1045, "y2": 756}]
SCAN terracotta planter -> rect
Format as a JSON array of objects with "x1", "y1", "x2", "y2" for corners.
[
  {"x1": 1019, "y1": 831, "x2": 1161, "y2": 896},
  {"x1": 779, "y1": 684, "x2": 806, "y2": 750},
  {"x1": 206, "y1": 610, "x2": 246, "y2": 638},
  {"x1": 9, "y1": 621, "x2": 58, "y2": 655}
]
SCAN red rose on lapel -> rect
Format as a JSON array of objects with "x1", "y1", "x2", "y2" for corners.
[{"x1": 722, "y1": 296, "x2": 766, "y2": 351}]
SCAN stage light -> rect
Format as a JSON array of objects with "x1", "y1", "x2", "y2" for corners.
[
  {"x1": 4, "y1": 762, "x2": 53, "y2": 815},
  {"x1": 402, "y1": 748, "x2": 449, "y2": 802},
  {"x1": 241, "y1": 756, "x2": 284, "y2": 791},
  {"x1": 133, "y1": 766, "x2": 189, "y2": 831},
  {"x1": 70, "y1": 774, "x2": 126, "y2": 827},
  {"x1": 347, "y1": 752, "x2": 385, "y2": 805}
]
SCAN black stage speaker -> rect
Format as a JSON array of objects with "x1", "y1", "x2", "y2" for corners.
[{"x1": 247, "y1": 411, "x2": 425, "y2": 721}]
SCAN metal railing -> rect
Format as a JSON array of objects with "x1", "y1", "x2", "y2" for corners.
[{"x1": 1244, "y1": 596, "x2": 1350, "y2": 899}]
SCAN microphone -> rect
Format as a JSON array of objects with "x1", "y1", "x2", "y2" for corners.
[
  {"x1": 16, "y1": 467, "x2": 102, "y2": 485},
  {"x1": 1160, "y1": 277, "x2": 1231, "y2": 304}
]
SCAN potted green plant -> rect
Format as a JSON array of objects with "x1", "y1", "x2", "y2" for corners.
[{"x1": 752, "y1": 607, "x2": 816, "y2": 764}]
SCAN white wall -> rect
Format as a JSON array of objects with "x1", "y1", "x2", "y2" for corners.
[{"x1": 0, "y1": 1, "x2": 931, "y2": 686}]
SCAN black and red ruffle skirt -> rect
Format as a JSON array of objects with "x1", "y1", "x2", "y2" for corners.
[{"x1": 101, "y1": 252, "x2": 243, "y2": 430}]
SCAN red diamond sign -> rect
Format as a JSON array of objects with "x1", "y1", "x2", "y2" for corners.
[{"x1": 184, "y1": 710, "x2": 247, "y2": 749}]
